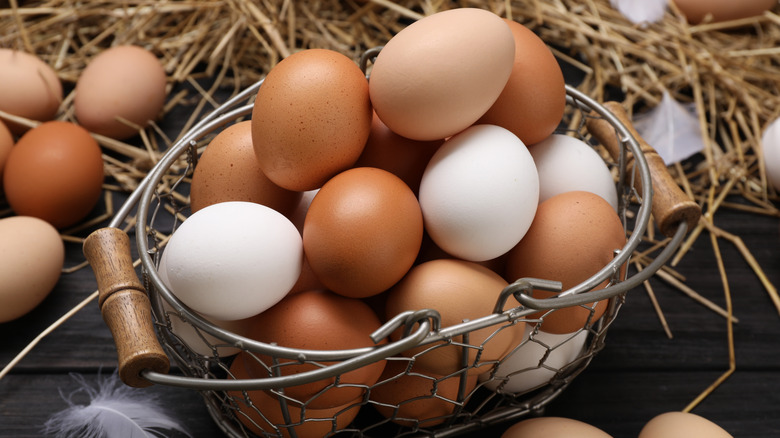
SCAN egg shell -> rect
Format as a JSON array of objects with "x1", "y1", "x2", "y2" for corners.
[
  {"x1": 501, "y1": 417, "x2": 613, "y2": 438},
  {"x1": 0, "y1": 49, "x2": 62, "y2": 135},
  {"x1": 2, "y1": 121, "x2": 104, "y2": 229},
  {"x1": 477, "y1": 19, "x2": 566, "y2": 145},
  {"x1": 0, "y1": 120, "x2": 13, "y2": 182},
  {"x1": 0, "y1": 216, "x2": 64, "y2": 322},
  {"x1": 303, "y1": 167, "x2": 423, "y2": 299},
  {"x1": 368, "y1": 8, "x2": 515, "y2": 141},
  {"x1": 228, "y1": 352, "x2": 362, "y2": 438},
  {"x1": 163, "y1": 201, "x2": 303, "y2": 321},
  {"x1": 480, "y1": 327, "x2": 588, "y2": 394},
  {"x1": 761, "y1": 116, "x2": 780, "y2": 192},
  {"x1": 504, "y1": 191, "x2": 626, "y2": 334},
  {"x1": 671, "y1": 0, "x2": 776, "y2": 24},
  {"x1": 74, "y1": 45, "x2": 167, "y2": 140},
  {"x1": 251, "y1": 48, "x2": 372, "y2": 191},
  {"x1": 418, "y1": 124, "x2": 539, "y2": 262},
  {"x1": 354, "y1": 111, "x2": 443, "y2": 194},
  {"x1": 638, "y1": 411, "x2": 733, "y2": 438},
  {"x1": 242, "y1": 290, "x2": 387, "y2": 409},
  {"x1": 528, "y1": 134, "x2": 618, "y2": 211},
  {"x1": 384, "y1": 259, "x2": 525, "y2": 376},
  {"x1": 369, "y1": 359, "x2": 478, "y2": 427},
  {"x1": 189, "y1": 120, "x2": 302, "y2": 215}
]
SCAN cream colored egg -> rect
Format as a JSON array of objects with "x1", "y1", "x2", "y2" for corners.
[
  {"x1": 638, "y1": 412, "x2": 733, "y2": 438},
  {"x1": 501, "y1": 416, "x2": 612, "y2": 438},
  {"x1": 0, "y1": 49, "x2": 62, "y2": 135}
]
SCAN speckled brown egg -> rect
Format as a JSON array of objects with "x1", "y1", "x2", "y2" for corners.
[
  {"x1": 504, "y1": 191, "x2": 626, "y2": 334},
  {"x1": 74, "y1": 45, "x2": 167, "y2": 140},
  {"x1": 190, "y1": 120, "x2": 302, "y2": 215},
  {"x1": 303, "y1": 167, "x2": 423, "y2": 299},
  {"x1": 242, "y1": 289, "x2": 387, "y2": 409},
  {"x1": 251, "y1": 48, "x2": 372, "y2": 191},
  {"x1": 3, "y1": 121, "x2": 104, "y2": 229},
  {"x1": 0, "y1": 49, "x2": 62, "y2": 135},
  {"x1": 477, "y1": 19, "x2": 566, "y2": 146}
]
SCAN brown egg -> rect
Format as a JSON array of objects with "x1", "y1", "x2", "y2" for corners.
[
  {"x1": 384, "y1": 259, "x2": 526, "y2": 376},
  {"x1": 0, "y1": 49, "x2": 62, "y2": 135},
  {"x1": 369, "y1": 359, "x2": 478, "y2": 427},
  {"x1": 0, "y1": 120, "x2": 13, "y2": 182},
  {"x1": 242, "y1": 290, "x2": 387, "y2": 409},
  {"x1": 3, "y1": 121, "x2": 104, "y2": 229},
  {"x1": 190, "y1": 120, "x2": 301, "y2": 215},
  {"x1": 504, "y1": 191, "x2": 626, "y2": 334},
  {"x1": 228, "y1": 352, "x2": 361, "y2": 438},
  {"x1": 303, "y1": 167, "x2": 423, "y2": 299},
  {"x1": 638, "y1": 411, "x2": 733, "y2": 438},
  {"x1": 477, "y1": 19, "x2": 566, "y2": 146},
  {"x1": 671, "y1": 0, "x2": 776, "y2": 24},
  {"x1": 252, "y1": 48, "x2": 372, "y2": 191},
  {"x1": 75, "y1": 45, "x2": 167, "y2": 140},
  {"x1": 501, "y1": 417, "x2": 613, "y2": 438},
  {"x1": 354, "y1": 111, "x2": 443, "y2": 194}
]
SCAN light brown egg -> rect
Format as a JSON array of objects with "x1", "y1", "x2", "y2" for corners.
[
  {"x1": 671, "y1": 0, "x2": 776, "y2": 24},
  {"x1": 303, "y1": 167, "x2": 423, "y2": 299},
  {"x1": 638, "y1": 412, "x2": 733, "y2": 438},
  {"x1": 252, "y1": 48, "x2": 372, "y2": 191},
  {"x1": 0, "y1": 120, "x2": 13, "y2": 182},
  {"x1": 74, "y1": 45, "x2": 167, "y2": 140},
  {"x1": 501, "y1": 416, "x2": 613, "y2": 438},
  {"x1": 0, "y1": 216, "x2": 64, "y2": 323},
  {"x1": 228, "y1": 352, "x2": 361, "y2": 438},
  {"x1": 0, "y1": 49, "x2": 62, "y2": 135},
  {"x1": 3, "y1": 121, "x2": 104, "y2": 229},
  {"x1": 384, "y1": 258, "x2": 525, "y2": 376},
  {"x1": 504, "y1": 191, "x2": 626, "y2": 334},
  {"x1": 189, "y1": 120, "x2": 301, "y2": 215},
  {"x1": 477, "y1": 19, "x2": 566, "y2": 146},
  {"x1": 242, "y1": 290, "x2": 387, "y2": 409},
  {"x1": 369, "y1": 359, "x2": 477, "y2": 427}
]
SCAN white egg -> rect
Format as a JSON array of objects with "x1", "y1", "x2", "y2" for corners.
[
  {"x1": 163, "y1": 201, "x2": 303, "y2": 321},
  {"x1": 479, "y1": 326, "x2": 588, "y2": 394},
  {"x1": 528, "y1": 134, "x2": 618, "y2": 211},
  {"x1": 418, "y1": 124, "x2": 539, "y2": 262},
  {"x1": 761, "y1": 116, "x2": 780, "y2": 192}
]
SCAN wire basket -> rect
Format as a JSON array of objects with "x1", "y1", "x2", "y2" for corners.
[{"x1": 84, "y1": 47, "x2": 700, "y2": 438}]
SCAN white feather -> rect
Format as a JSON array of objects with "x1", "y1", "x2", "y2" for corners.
[
  {"x1": 42, "y1": 371, "x2": 192, "y2": 438},
  {"x1": 610, "y1": 0, "x2": 669, "y2": 25},
  {"x1": 633, "y1": 91, "x2": 706, "y2": 165}
]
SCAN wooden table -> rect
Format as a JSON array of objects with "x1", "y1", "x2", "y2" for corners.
[{"x1": 2, "y1": 73, "x2": 780, "y2": 437}]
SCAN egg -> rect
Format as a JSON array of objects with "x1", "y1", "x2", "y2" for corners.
[
  {"x1": 368, "y1": 8, "x2": 515, "y2": 141},
  {"x1": 3, "y1": 121, "x2": 104, "y2": 229},
  {"x1": 0, "y1": 49, "x2": 62, "y2": 135},
  {"x1": 384, "y1": 259, "x2": 525, "y2": 376},
  {"x1": 671, "y1": 0, "x2": 777, "y2": 24},
  {"x1": 353, "y1": 111, "x2": 443, "y2": 194},
  {"x1": 369, "y1": 359, "x2": 478, "y2": 427},
  {"x1": 242, "y1": 289, "x2": 387, "y2": 409},
  {"x1": 163, "y1": 201, "x2": 302, "y2": 321},
  {"x1": 761, "y1": 116, "x2": 780, "y2": 192},
  {"x1": 501, "y1": 416, "x2": 613, "y2": 438},
  {"x1": 303, "y1": 167, "x2": 423, "y2": 299},
  {"x1": 638, "y1": 411, "x2": 733, "y2": 438},
  {"x1": 476, "y1": 19, "x2": 566, "y2": 146},
  {"x1": 228, "y1": 352, "x2": 361, "y2": 438},
  {"x1": 480, "y1": 327, "x2": 588, "y2": 394},
  {"x1": 418, "y1": 124, "x2": 539, "y2": 262},
  {"x1": 504, "y1": 191, "x2": 626, "y2": 334},
  {"x1": 74, "y1": 45, "x2": 167, "y2": 140},
  {"x1": 251, "y1": 48, "x2": 372, "y2": 191},
  {"x1": 528, "y1": 134, "x2": 618, "y2": 211},
  {"x1": 0, "y1": 216, "x2": 64, "y2": 322},
  {"x1": 0, "y1": 120, "x2": 13, "y2": 181},
  {"x1": 189, "y1": 120, "x2": 301, "y2": 215}
]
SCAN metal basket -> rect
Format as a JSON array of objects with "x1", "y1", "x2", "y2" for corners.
[{"x1": 84, "y1": 47, "x2": 699, "y2": 438}]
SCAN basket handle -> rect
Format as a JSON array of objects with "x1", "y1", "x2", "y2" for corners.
[
  {"x1": 586, "y1": 101, "x2": 701, "y2": 237},
  {"x1": 83, "y1": 227, "x2": 170, "y2": 388}
]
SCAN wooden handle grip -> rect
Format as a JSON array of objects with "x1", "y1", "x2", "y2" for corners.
[
  {"x1": 83, "y1": 227, "x2": 170, "y2": 388},
  {"x1": 587, "y1": 101, "x2": 701, "y2": 237}
]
